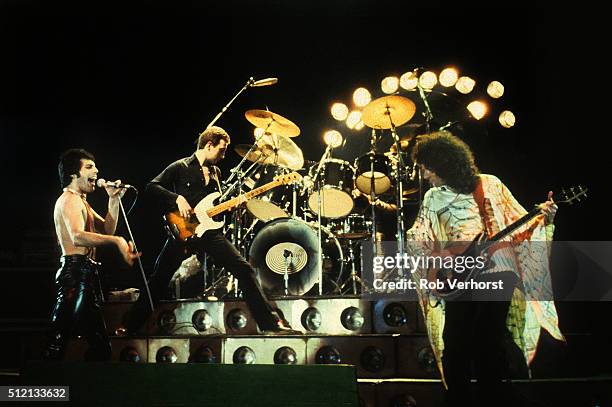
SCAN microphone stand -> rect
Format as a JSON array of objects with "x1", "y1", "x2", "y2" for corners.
[
  {"x1": 368, "y1": 129, "x2": 379, "y2": 271},
  {"x1": 206, "y1": 77, "x2": 256, "y2": 129},
  {"x1": 221, "y1": 122, "x2": 274, "y2": 198},
  {"x1": 117, "y1": 191, "x2": 154, "y2": 313},
  {"x1": 387, "y1": 115, "x2": 406, "y2": 278},
  {"x1": 413, "y1": 76, "x2": 434, "y2": 210},
  {"x1": 416, "y1": 76, "x2": 434, "y2": 136}
]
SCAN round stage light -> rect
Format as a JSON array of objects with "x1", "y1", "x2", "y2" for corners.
[
  {"x1": 487, "y1": 80, "x2": 504, "y2": 98},
  {"x1": 315, "y1": 346, "x2": 342, "y2": 364},
  {"x1": 331, "y1": 103, "x2": 349, "y2": 121},
  {"x1": 360, "y1": 346, "x2": 386, "y2": 373},
  {"x1": 119, "y1": 346, "x2": 141, "y2": 363},
  {"x1": 419, "y1": 71, "x2": 438, "y2": 89},
  {"x1": 417, "y1": 347, "x2": 437, "y2": 373},
  {"x1": 192, "y1": 309, "x2": 213, "y2": 332},
  {"x1": 190, "y1": 345, "x2": 216, "y2": 363},
  {"x1": 274, "y1": 347, "x2": 298, "y2": 365},
  {"x1": 233, "y1": 346, "x2": 256, "y2": 364},
  {"x1": 467, "y1": 100, "x2": 487, "y2": 120},
  {"x1": 301, "y1": 307, "x2": 322, "y2": 331},
  {"x1": 439, "y1": 68, "x2": 459, "y2": 87},
  {"x1": 323, "y1": 130, "x2": 343, "y2": 148},
  {"x1": 227, "y1": 309, "x2": 248, "y2": 330},
  {"x1": 158, "y1": 310, "x2": 176, "y2": 334},
  {"x1": 381, "y1": 76, "x2": 400, "y2": 94},
  {"x1": 499, "y1": 110, "x2": 516, "y2": 128},
  {"x1": 341, "y1": 306, "x2": 364, "y2": 331},
  {"x1": 455, "y1": 76, "x2": 476, "y2": 94},
  {"x1": 346, "y1": 110, "x2": 362, "y2": 129},
  {"x1": 383, "y1": 303, "x2": 408, "y2": 327},
  {"x1": 353, "y1": 87, "x2": 372, "y2": 107},
  {"x1": 400, "y1": 71, "x2": 418, "y2": 90},
  {"x1": 156, "y1": 346, "x2": 178, "y2": 363}
]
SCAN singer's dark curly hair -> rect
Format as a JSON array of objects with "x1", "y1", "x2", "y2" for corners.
[
  {"x1": 412, "y1": 131, "x2": 480, "y2": 194},
  {"x1": 58, "y1": 148, "x2": 96, "y2": 188},
  {"x1": 197, "y1": 126, "x2": 230, "y2": 149}
]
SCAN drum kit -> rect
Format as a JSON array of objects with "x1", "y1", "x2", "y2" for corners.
[{"x1": 209, "y1": 96, "x2": 423, "y2": 298}]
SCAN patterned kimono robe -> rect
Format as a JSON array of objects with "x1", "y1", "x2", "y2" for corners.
[{"x1": 406, "y1": 174, "x2": 564, "y2": 385}]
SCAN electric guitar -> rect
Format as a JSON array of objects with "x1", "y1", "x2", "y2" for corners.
[
  {"x1": 165, "y1": 172, "x2": 302, "y2": 241},
  {"x1": 427, "y1": 186, "x2": 588, "y2": 299}
]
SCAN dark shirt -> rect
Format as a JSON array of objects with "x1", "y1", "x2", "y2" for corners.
[{"x1": 146, "y1": 153, "x2": 221, "y2": 213}]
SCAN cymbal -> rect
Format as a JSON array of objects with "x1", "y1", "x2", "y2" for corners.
[
  {"x1": 234, "y1": 137, "x2": 304, "y2": 170},
  {"x1": 256, "y1": 133, "x2": 304, "y2": 170},
  {"x1": 361, "y1": 95, "x2": 416, "y2": 130},
  {"x1": 245, "y1": 110, "x2": 301, "y2": 137}
]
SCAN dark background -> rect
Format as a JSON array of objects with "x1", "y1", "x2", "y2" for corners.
[{"x1": 0, "y1": 3, "x2": 608, "y2": 374}]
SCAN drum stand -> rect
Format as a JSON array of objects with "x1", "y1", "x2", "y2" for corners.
[
  {"x1": 340, "y1": 240, "x2": 367, "y2": 295},
  {"x1": 311, "y1": 144, "x2": 334, "y2": 296}
]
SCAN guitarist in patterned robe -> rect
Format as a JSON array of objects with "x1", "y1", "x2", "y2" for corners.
[
  {"x1": 121, "y1": 126, "x2": 297, "y2": 334},
  {"x1": 406, "y1": 132, "x2": 563, "y2": 406}
]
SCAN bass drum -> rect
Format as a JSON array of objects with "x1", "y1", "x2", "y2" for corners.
[{"x1": 248, "y1": 217, "x2": 344, "y2": 295}]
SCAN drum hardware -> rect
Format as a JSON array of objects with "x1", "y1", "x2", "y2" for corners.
[
  {"x1": 339, "y1": 241, "x2": 367, "y2": 295},
  {"x1": 308, "y1": 138, "x2": 342, "y2": 295},
  {"x1": 362, "y1": 95, "x2": 418, "y2": 276},
  {"x1": 283, "y1": 249, "x2": 292, "y2": 296},
  {"x1": 222, "y1": 110, "x2": 302, "y2": 203}
]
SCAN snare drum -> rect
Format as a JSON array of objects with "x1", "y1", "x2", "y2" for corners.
[
  {"x1": 354, "y1": 153, "x2": 392, "y2": 195},
  {"x1": 308, "y1": 159, "x2": 355, "y2": 218}
]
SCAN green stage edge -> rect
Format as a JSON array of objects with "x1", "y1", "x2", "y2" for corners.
[{"x1": 21, "y1": 362, "x2": 359, "y2": 407}]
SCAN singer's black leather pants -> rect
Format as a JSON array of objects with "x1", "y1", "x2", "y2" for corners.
[{"x1": 43, "y1": 255, "x2": 111, "y2": 361}]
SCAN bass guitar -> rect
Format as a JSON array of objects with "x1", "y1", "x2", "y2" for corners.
[{"x1": 165, "y1": 172, "x2": 302, "y2": 241}]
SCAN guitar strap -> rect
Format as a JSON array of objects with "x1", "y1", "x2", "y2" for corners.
[{"x1": 473, "y1": 176, "x2": 494, "y2": 239}]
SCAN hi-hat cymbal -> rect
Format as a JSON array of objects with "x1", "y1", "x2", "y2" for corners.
[
  {"x1": 245, "y1": 110, "x2": 301, "y2": 137},
  {"x1": 361, "y1": 95, "x2": 416, "y2": 130}
]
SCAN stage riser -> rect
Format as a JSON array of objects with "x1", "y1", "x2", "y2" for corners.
[
  {"x1": 103, "y1": 299, "x2": 422, "y2": 336},
  {"x1": 64, "y1": 335, "x2": 438, "y2": 379}
]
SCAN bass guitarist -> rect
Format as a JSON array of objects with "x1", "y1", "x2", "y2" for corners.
[{"x1": 120, "y1": 126, "x2": 297, "y2": 334}]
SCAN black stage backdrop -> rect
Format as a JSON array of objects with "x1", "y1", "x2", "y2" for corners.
[{"x1": 0, "y1": 2, "x2": 608, "y2": 362}]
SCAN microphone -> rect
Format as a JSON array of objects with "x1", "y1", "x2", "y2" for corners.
[
  {"x1": 250, "y1": 77, "x2": 278, "y2": 87},
  {"x1": 96, "y1": 178, "x2": 134, "y2": 189}
]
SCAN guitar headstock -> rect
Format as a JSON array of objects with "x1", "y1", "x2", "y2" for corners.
[
  {"x1": 275, "y1": 172, "x2": 303, "y2": 184},
  {"x1": 558, "y1": 186, "x2": 588, "y2": 205}
]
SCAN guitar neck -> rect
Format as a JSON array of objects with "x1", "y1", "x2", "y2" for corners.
[
  {"x1": 489, "y1": 206, "x2": 542, "y2": 242},
  {"x1": 207, "y1": 179, "x2": 283, "y2": 217}
]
